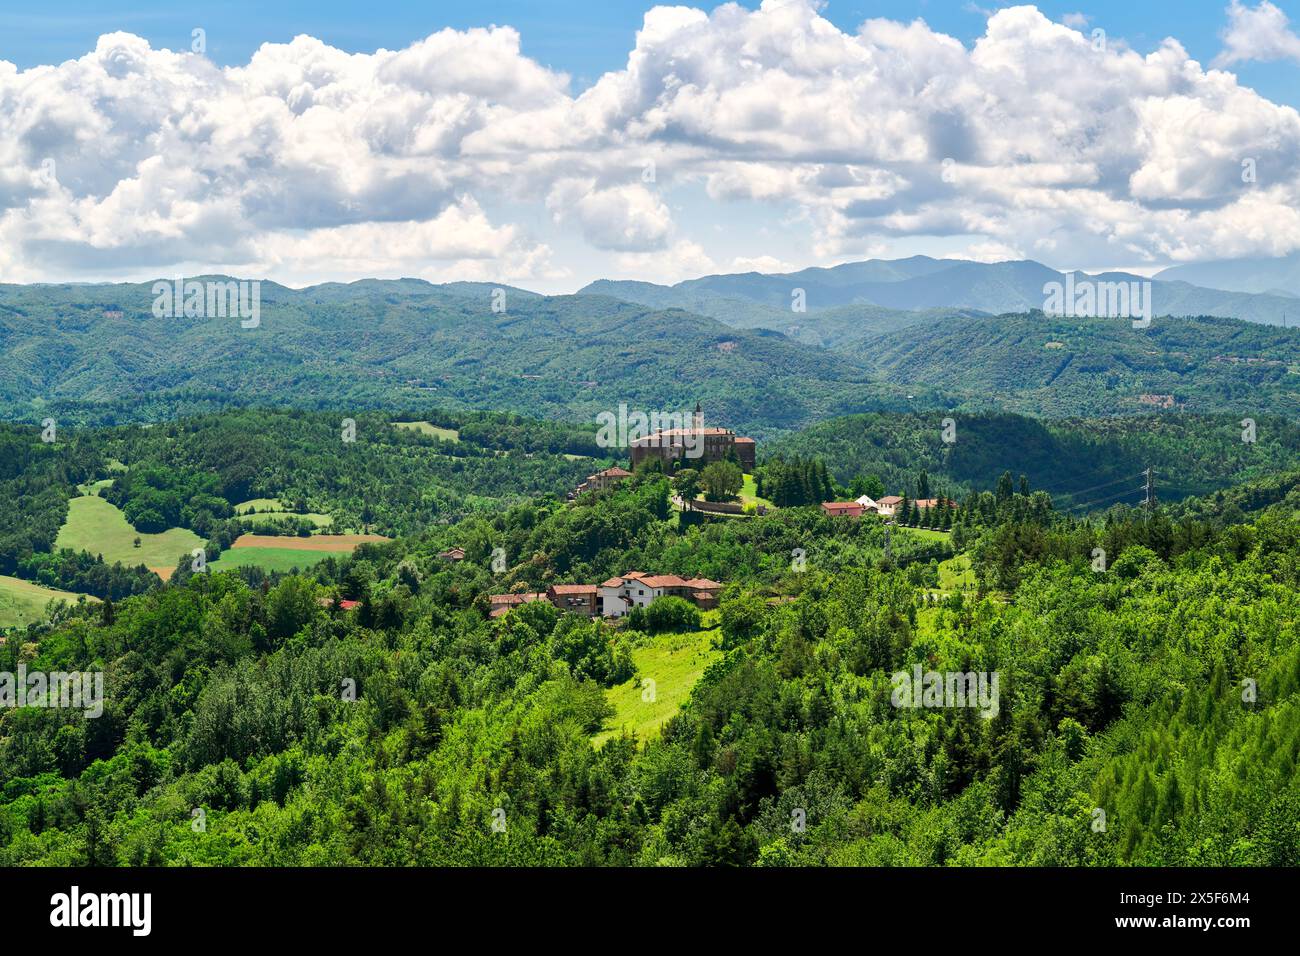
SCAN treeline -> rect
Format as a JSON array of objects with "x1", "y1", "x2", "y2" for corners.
[
  {"x1": 767, "y1": 411, "x2": 1300, "y2": 505},
  {"x1": 754, "y1": 455, "x2": 833, "y2": 506},
  {"x1": 15, "y1": 549, "x2": 158, "y2": 602}
]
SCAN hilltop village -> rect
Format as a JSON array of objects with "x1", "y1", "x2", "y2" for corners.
[{"x1": 504, "y1": 403, "x2": 958, "y2": 619}]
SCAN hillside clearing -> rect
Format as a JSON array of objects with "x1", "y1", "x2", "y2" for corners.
[
  {"x1": 594, "y1": 624, "x2": 722, "y2": 748},
  {"x1": 55, "y1": 496, "x2": 202, "y2": 575},
  {"x1": 0, "y1": 575, "x2": 97, "y2": 629}
]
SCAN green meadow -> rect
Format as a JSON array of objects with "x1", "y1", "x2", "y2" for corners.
[
  {"x1": 55, "y1": 496, "x2": 202, "y2": 572},
  {"x1": 595, "y1": 622, "x2": 722, "y2": 747},
  {"x1": 391, "y1": 421, "x2": 459, "y2": 442},
  {"x1": 208, "y1": 548, "x2": 333, "y2": 574},
  {"x1": 0, "y1": 575, "x2": 97, "y2": 630}
]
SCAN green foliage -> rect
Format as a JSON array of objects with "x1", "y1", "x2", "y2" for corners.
[{"x1": 700, "y1": 461, "x2": 743, "y2": 502}]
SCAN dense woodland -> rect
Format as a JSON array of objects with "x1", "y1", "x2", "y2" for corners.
[
  {"x1": 1, "y1": 439, "x2": 1297, "y2": 865},
  {"x1": 9, "y1": 279, "x2": 1300, "y2": 435}
]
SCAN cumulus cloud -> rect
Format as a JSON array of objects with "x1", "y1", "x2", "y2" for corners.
[
  {"x1": 2, "y1": 1, "x2": 1300, "y2": 286},
  {"x1": 1214, "y1": 1, "x2": 1300, "y2": 67}
]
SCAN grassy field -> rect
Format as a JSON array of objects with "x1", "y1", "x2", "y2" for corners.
[
  {"x1": 55, "y1": 496, "x2": 202, "y2": 576},
  {"x1": 595, "y1": 621, "x2": 722, "y2": 747},
  {"x1": 208, "y1": 532, "x2": 388, "y2": 573},
  {"x1": 391, "y1": 421, "x2": 459, "y2": 442},
  {"x1": 234, "y1": 498, "x2": 284, "y2": 514},
  {"x1": 228, "y1": 534, "x2": 387, "y2": 551},
  {"x1": 234, "y1": 498, "x2": 333, "y2": 530},
  {"x1": 895, "y1": 525, "x2": 951, "y2": 542},
  {"x1": 238, "y1": 511, "x2": 333, "y2": 529},
  {"x1": 739, "y1": 474, "x2": 774, "y2": 509},
  {"x1": 0, "y1": 575, "x2": 97, "y2": 630},
  {"x1": 208, "y1": 548, "x2": 334, "y2": 574},
  {"x1": 939, "y1": 553, "x2": 975, "y2": 591}
]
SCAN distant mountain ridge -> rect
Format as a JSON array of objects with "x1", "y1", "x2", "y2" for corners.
[
  {"x1": 582, "y1": 255, "x2": 1299, "y2": 327},
  {"x1": 1156, "y1": 254, "x2": 1300, "y2": 299}
]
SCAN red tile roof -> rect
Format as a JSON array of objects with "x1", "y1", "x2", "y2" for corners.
[
  {"x1": 490, "y1": 592, "x2": 546, "y2": 606},
  {"x1": 600, "y1": 577, "x2": 625, "y2": 588},
  {"x1": 549, "y1": 584, "x2": 597, "y2": 595},
  {"x1": 878, "y1": 496, "x2": 904, "y2": 505},
  {"x1": 685, "y1": 577, "x2": 721, "y2": 589},
  {"x1": 638, "y1": 574, "x2": 688, "y2": 587}
]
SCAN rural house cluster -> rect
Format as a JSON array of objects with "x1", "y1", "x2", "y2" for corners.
[{"x1": 490, "y1": 571, "x2": 722, "y2": 619}]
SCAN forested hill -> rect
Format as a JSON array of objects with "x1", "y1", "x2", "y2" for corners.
[
  {"x1": 841, "y1": 311, "x2": 1300, "y2": 418},
  {"x1": 0, "y1": 280, "x2": 927, "y2": 435},
  {"x1": 765, "y1": 412, "x2": 1300, "y2": 506},
  {"x1": 5, "y1": 277, "x2": 1300, "y2": 431},
  {"x1": 3, "y1": 464, "x2": 1298, "y2": 866}
]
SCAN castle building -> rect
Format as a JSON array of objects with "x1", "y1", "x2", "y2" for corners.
[{"x1": 628, "y1": 402, "x2": 756, "y2": 472}]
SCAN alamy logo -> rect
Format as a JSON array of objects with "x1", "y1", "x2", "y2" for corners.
[
  {"x1": 1042, "y1": 274, "x2": 1152, "y2": 328},
  {"x1": 891, "y1": 665, "x2": 999, "y2": 718},
  {"x1": 152, "y1": 277, "x2": 260, "y2": 328},
  {"x1": 50, "y1": 886, "x2": 151, "y2": 936},
  {"x1": 0, "y1": 666, "x2": 104, "y2": 717},
  {"x1": 595, "y1": 403, "x2": 703, "y2": 457}
]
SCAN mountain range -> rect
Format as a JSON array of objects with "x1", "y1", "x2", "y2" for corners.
[
  {"x1": 4, "y1": 253, "x2": 1300, "y2": 434},
  {"x1": 582, "y1": 255, "x2": 1300, "y2": 330}
]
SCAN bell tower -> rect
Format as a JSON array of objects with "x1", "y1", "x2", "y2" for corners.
[{"x1": 693, "y1": 401, "x2": 703, "y2": 433}]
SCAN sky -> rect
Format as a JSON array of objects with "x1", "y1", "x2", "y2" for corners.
[{"x1": 1, "y1": 0, "x2": 1299, "y2": 291}]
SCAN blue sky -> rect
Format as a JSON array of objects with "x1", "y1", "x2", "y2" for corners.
[{"x1": 1, "y1": 1, "x2": 1298, "y2": 289}]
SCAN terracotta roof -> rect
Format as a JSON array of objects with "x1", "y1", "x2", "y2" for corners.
[
  {"x1": 691, "y1": 592, "x2": 717, "y2": 601},
  {"x1": 600, "y1": 577, "x2": 625, "y2": 588},
  {"x1": 638, "y1": 574, "x2": 688, "y2": 588},
  {"x1": 630, "y1": 428, "x2": 734, "y2": 444},
  {"x1": 622, "y1": 571, "x2": 646, "y2": 579},
  {"x1": 822, "y1": 502, "x2": 864, "y2": 515},
  {"x1": 733, "y1": 437, "x2": 756, "y2": 444},
  {"x1": 596, "y1": 466, "x2": 632, "y2": 477},
  {"x1": 685, "y1": 577, "x2": 721, "y2": 589},
  {"x1": 490, "y1": 592, "x2": 546, "y2": 605},
  {"x1": 549, "y1": 584, "x2": 597, "y2": 595},
  {"x1": 878, "y1": 496, "x2": 904, "y2": 505}
]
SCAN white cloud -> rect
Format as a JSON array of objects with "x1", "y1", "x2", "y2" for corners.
[
  {"x1": 1214, "y1": 1, "x2": 1300, "y2": 67},
  {"x1": 546, "y1": 179, "x2": 674, "y2": 251},
  {"x1": 2, "y1": 2, "x2": 1300, "y2": 286}
]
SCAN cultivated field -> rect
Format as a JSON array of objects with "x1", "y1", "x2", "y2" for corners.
[{"x1": 227, "y1": 534, "x2": 389, "y2": 551}]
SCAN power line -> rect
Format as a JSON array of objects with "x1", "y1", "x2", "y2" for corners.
[
  {"x1": 1060, "y1": 482, "x2": 1147, "y2": 514},
  {"x1": 1046, "y1": 470, "x2": 1149, "y2": 503}
]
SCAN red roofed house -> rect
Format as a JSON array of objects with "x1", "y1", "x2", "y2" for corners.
[
  {"x1": 912, "y1": 498, "x2": 957, "y2": 511},
  {"x1": 488, "y1": 592, "x2": 547, "y2": 618},
  {"x1": 546, "y1": 583, "x2": 599, "y2": 617},
  {"x1": 597, "y1": 571, "x2": 723, "y2": 617},
  {"x1": 574, "y1": 466, "x2": 633, "y2": 496},
  {"x1": 876, "y1": 495, "x2": 904, "y2": 517},
  {"x1": 821, "y1": 501, "x2": 864, "y2": 518}
]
